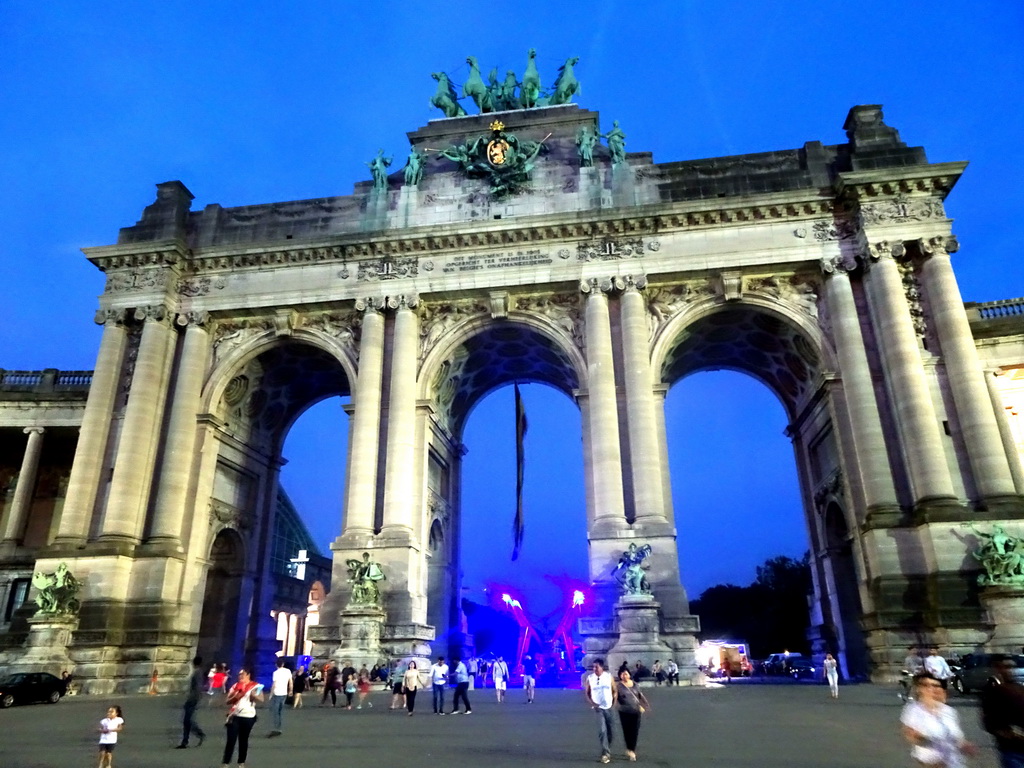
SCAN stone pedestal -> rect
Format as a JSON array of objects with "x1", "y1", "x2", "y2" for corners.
[
  {"x1": 980, "y1": 585, "x2": 1024, "y2": 651},
  {"x1": 583, "y1": 594, "x2": 700, "y2": 684},
  {"x1": 333, "y1": 604, "x2": 387, "y2": 670},
  {"x1": 9, "y1": 614, "x2": 78, "y2": 677}
]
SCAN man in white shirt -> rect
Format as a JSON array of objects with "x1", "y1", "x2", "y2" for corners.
[
  {"x1": 584, "y1": 658, "x2": 617, "y2": 764},
  {"x1": 269, "y1": 658, "x2": 293, "y2": 736},
  {"x1": 924, "y1": 647, "x2": 954, "y2": 690},
  {"x1": 492, "y1": 656, "x2": 510, "y2": 702},
  {"x1": 430, "y1": 656, "x2": 450, "y2": 714}
]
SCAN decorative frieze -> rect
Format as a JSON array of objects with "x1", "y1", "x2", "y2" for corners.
[
  {"x1": 646, "y1": 280, "x2": 715, "y2": 338},
  {"x1": 209, "y1": 499, "x2": 254, "y2": 532},
  {"x1": 809, "y1": 218, "x2": 857, "y2": 242},
  {"x1": 744, "y1": 275, "x2": 820, "y2": 320},
  {"x1": 298, "y1": 310, "x2": 361, "y2": 361},
  {"x1": 105, "y1": 268, "x2": 171, "y2": 294},
  {"x1": 859, "y1": 194, "x2": 945, "y2": 226},
  {"x1": 211, "y1": 317, "x2": 275, "y2": 365},
  {"x1": 515, "y1": 291, "x2": 584, "y2": 351},
  {"x1": 357, "y1": 256, "x2": 419, "y2": 281},
  {"x1": 576, "y1": 237, "x2": 657, "y2": 261},
  {"x1": 177, "y1": 276, "x2": 227, "y2": 297}
]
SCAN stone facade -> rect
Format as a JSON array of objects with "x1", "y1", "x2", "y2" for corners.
[{"x1": 0, "y1": 101, "x2": 1022, "y2": 689}]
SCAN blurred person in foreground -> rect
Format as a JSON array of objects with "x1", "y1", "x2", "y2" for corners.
[
  {"x1": 981, "y1": 655, "x2": 1024, "y2": 768},
  {"x1": 901, "y1": 671, "x2": 975, "y2": 768}
]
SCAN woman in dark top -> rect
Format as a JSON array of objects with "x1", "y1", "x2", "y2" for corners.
[
  {"x1": 321, "y1": 664, "x2": 340, "y2": 707},
  {"x1": 292, "y1": 666, "x2": 307, "y2": 709},
  {"x1": 616, "y1": 669, "x2": 650, "y2": 762}
]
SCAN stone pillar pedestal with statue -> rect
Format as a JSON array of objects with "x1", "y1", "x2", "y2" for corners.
[
  {"x1": 9, "y1": 615, "x2": 79, "y2": 679},
  {"x1": 980, "y1": 586, "x2": 1024, "y2": 652},
  {"x1": 334, "y1": 603, "x2": 387, "y2": 671},
  {"x1": 580, "y1": 543, "x2": 700, "y2": 683}
]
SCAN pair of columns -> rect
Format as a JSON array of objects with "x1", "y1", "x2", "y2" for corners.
[
  {"x1": 54, "y1": 307, "x2": 211, "y2": 550},
  {"x1": 343, "y1": 296, "x2": 418, "y2": 538},
  {"x1": 828, "y1": 235, "x2": 1019, "y2": 518},
  {"x1": 341, "y1": 282, "x2": 671, "y2": 540}
]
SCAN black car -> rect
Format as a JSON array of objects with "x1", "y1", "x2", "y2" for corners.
[
  {"x1": 788, "y1": 658, "x2": 818, "y2": 679},
  {"x1": 953, "y1": 653, "x2": 1024, "y2": 694},
  {"x1": 0, "y1": 672, "x2": 65, "y2": 708}
]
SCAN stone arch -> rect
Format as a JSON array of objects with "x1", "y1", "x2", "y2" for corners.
[
  {"x1": 197, "y1": 527, "x2": 247, "y2": 669},
  {"x1": 651, "y1": 294, "x2": 836, "y2": 419},
  {"x1": 418, "y1": 310, "x2": 585, "y2": 437},
  {"x1": 202, "y1": 326, "x2": 358, "y2": 417}
]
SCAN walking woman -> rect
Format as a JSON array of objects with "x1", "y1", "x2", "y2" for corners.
[
  {"x1": 823, "y1": 653, "x2": 839, "y2": 699},
  {"x1": 320, "y1": 663, "x2": 339, "y2": 707},
  {"x1": 292, "y1": 666, "x2": 307, "y2": 709},
  {"x1": 402, "y1": 661, "x2": 421, "y2": 716},
  {"x1": 616, "y1": 668, "x2": 650, "y2": 762},
  {"x1": 901, "y1": 672, "x2": 975, "y2": 768},
  {"x1": 222, "y1": 668, "x2": 263, "y2": 768},
  {"x1": 390, "y1": 663, "x2": 406, "y2": 710}
]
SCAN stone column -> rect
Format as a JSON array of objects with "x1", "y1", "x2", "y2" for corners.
[
  {"x1": 380, "y1": 295, "x2": 419, "y2": 536},
  {"x1": 582, "y1": 279, "x2": 626, "y2": 530},
  {"x1": 985, "y1": 371, "x2": 1024, "y2": 495},
  {"x1": 100, "y1": 305, "x2": 176, "y2": 543},
  {"x1": 147, "y1": 312, "x2": 211, "y2": 547},
  {"x1": 54, "y1": 311, "x2": 128, "y2": 547},
  {"x1": 862, "y1": 241, "x2": 957, "y2": 509},
  {"x1": 821, "y1": 256, "x2": 900, "y2": 522},
  {"x1": 619, "y1": 278, "x2": 667, "y2": 523},
  {"x1": 0, "y1": 428, "x2": 46, "y2": 546},
  {"x1": 918, "y1": 236, "x2": 1020, "y2": 507},
  {"x1": 343, "y1": 300, "x2": 385, "y2": 536}
]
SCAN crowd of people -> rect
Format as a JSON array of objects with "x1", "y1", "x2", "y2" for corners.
[{"x1": 83, "y1": 645, "x2": 1024, "y2": 767}]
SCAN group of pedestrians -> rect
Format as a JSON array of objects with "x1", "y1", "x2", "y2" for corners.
[{"x1": 585, "y1": 658, "x2": 651, "y2": 763}]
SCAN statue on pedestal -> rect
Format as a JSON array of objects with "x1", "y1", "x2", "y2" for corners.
[
  {"x1": 576, "y1": 126, "x2": 598, "y2": 167},
  {"x1": 346, "y1": 552, "x2": 386, "y2": 605},
  {"x1": 612, "y1": 543, "x2": 653, "y2": 596},
  {"x1": 403, "y1": 146, "x2": 424, "y2": 187},
  {"x1": 32, "y1": 562, "x2": 81, "y2": 615},
  {"x1": 366, "y1": 149, "x2": 393, "y2": 191},
  {"x1": 602, "y1": 121, "x2": 627, "y2": 166},
  {"x1": 972, "y1": 525, "x2": 1024, "y2": 586}
]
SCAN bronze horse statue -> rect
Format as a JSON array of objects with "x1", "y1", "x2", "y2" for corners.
[
  {"x1": 463, "y1": 56, "x2": 495, "y2": 113},
  {"x1": 549, "y1": 56, "x2": 580, "y2": 105},
  {"x1": 430, "y1": 72, "x2": 466, "y2": 118}
]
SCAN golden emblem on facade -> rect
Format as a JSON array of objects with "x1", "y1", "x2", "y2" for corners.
[{"x1": 487, "y1": 137, "x2": 510, "y2": 166}]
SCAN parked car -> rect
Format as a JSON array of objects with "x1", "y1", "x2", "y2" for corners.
[
  {"x1": 952, "y1": 653, "x2": 1024, "y2": 694},
  {"x1": 763, "y1": 653, "x2": 804, "y2": 675},
  {"x1": 0, "y1": 672, "x2": 65, "y2": 708},
  {"x1": 788, "y1": 658, "x2": 817, "y2": 679}
]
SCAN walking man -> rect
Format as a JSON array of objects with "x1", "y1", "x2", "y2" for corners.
[
  {"x1": 522, "y1": 654, "x2": 538, "y2": 703},
  {"x1": 268, "y1": 658, "x2": 292, "y2": 736},
  {"x1": 924, "y1": 647, "x2": 953, "y2": 690},
  {"x1": 981, "y1": 654, "x2": 1024, "y2": 768},
  {"x1": 585, "y1": 658, "x2": 617, "y2": 764},
  {"x1": 493, "y1": 656, "x2": 510, "y2": 702},
  {"x1": 176, "y1": 656, "x2": 206, "y2": 749},
  {"x1": 430, "y1": 655, "x2": 449, "y2": 714},
  {"x1": 451, "y1": 657, "x2": 472, "y2": 714}
]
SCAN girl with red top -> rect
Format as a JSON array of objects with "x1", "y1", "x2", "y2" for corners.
[{"x1": 222, "y1": 668, "x2": 263, "y2": 768}]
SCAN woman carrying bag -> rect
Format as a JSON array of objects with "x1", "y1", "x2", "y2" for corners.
[
  {"x1": 222, "y1": 668, "x2": 264, "y2": 768},
  {"x1": 616, "y1": 668, "x2": 650, "y2": 762}
]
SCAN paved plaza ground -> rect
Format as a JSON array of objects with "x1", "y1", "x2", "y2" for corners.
[{"x1": 2, "y1": 681, "x2": 1003, "y2": 768}]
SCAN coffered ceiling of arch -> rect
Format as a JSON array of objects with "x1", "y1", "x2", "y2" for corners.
[
  {"x1": 660, "y1": 308, "x2": 822, "y2": 417},
  {"x1": 218, "y1": 343, "x2": 351, "y2": 449},
  {"x1": 431, "y1": 323, "x2": 579, "y2": 436}
]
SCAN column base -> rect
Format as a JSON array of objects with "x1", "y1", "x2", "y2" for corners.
[
  {"x1": 979, "y1": 585, "x2": 1024, "y2": 652},
  {"x1": 912, "y1": 496, "x2": 966, "y2": 524},
  {"x1": 862, "y1": 503, "x2": 907, "y2": 530},
  {"x1": 589, "y1": 516, "x2": 631, "y2": 538},
  {"x1": 8, "y1": 614, "x2": 79, "y2": 679},
  {"x1": 977, "y1": 494, "x2": 1024, "y2": 517},
  {"x1": 376, "y1": 525, "x2": 416, "y2": 547},
  {"x1": 334, "y1": 528, "x2": 376, "y2": 550}
]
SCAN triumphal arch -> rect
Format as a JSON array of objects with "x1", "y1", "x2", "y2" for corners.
[{"x1": 1, "y1": 59, "x2": 1022, "y2": 690}]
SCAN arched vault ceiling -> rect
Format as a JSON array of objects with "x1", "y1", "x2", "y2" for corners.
[
  {"x1": 432, "y1": 323, "x2": 579, "y2": 436},
  {"x1": 661, "y1": 308, "x2": 821, "y2": 417},
  {"x1": 219, "y1": 343, "x2": 351, "y2": 445}
]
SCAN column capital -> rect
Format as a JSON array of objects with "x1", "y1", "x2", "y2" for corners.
[
  {"x1": 581, "y1": 275, "x2": 646, "y2": 295},
  {"x1": 918, "y1": 234, "x2": 959, "y2": 258},
  {"x1": 93, "y1": 308, "x2": 128, "y2": 326},
  {"x1": 354, "y1": 297, "x2": 384, "y2": 313},
  {"x1": 175, "y1": 310, "x2": 210, "y2": 328},
  {"x1": 864, "y1": 240, "x2": 906, "y2": 263},
  {"x1": 820, "y1": 254, "x2": 856, "y2": 275},
  {"x1": 385, "y1": 293, "x2": 419, "y2": 310},
  {"x1": 134, "y1": 304, "x2": 170, "y2": 324},
  {"x1": 22, "y1": 426, "x2": 45, "y2": 437}
]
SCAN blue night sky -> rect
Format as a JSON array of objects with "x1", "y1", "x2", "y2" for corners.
[{"x1": 2, "y1": 2, "x2": 1022, "y2": 616}]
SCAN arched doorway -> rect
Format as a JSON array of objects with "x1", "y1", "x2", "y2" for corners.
[{"x1": 197, "y1": 528, "x2": 246, "y2": 669}]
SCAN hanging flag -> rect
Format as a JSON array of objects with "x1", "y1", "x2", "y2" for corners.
[{"x1": 512, "y1": 382, "x2": 528, "y2": 560}]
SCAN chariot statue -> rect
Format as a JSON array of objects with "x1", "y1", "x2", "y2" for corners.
[
  {"x1": 346, "y1": 552, "x2": 386, "y2": 605},
  {"x1": 32, "y1": 562, "x2": 82, "y2": 616},
  {"x1": 612, "y1": 543, "x2": 653, "y2": 595},
  {"x1": 972, "y1": 525, "x2": 1024, "y2": 586}
]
